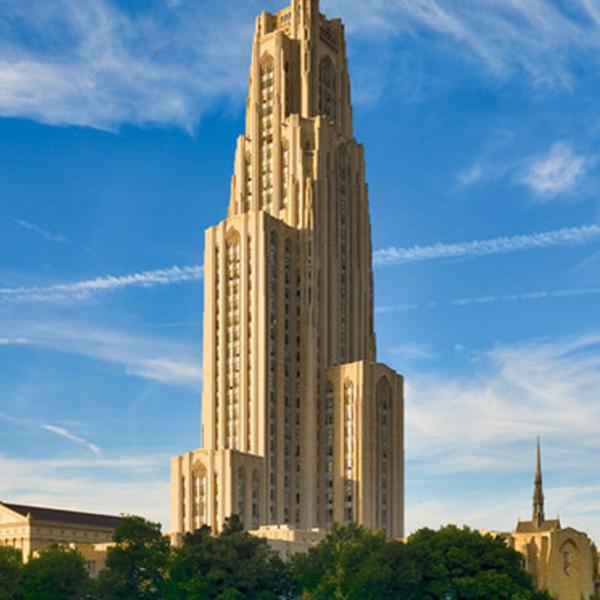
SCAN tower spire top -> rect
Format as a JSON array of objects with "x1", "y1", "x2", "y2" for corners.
[{"x1": 533, "y1": 437, "x2": 545, "y2": 528}]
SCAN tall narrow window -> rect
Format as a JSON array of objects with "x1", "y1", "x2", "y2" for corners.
[
  {"x1": 325, "y1": 382, "x2": 335, "y2": 524},
  {"x1": 283, "y1": 240, "x2": 293, "y2": 523},
  {"x1": 245, "y1": 154, "x2": 253, "y2": 212},
  {"x1": 247, "y1": 236, "x2": 253, "y2": 452},
  {"x1": 282, "y1": 142, "x2": 289, "y2": 208},
  {"x1": 226, "y1": 232, "x2": 241, "y2": 450},
  {"x1": 376, "y1": 378, "x2": 392, "y2": 531},
  {"x1": 344, "y1": 382, "x2": 354, "y2": 522},
  {"x1": 251, "y1": 469, "x2": 260, "y2": 529},
  {"x1": 337, "y1": 144, "x2": 349, "y2": 362},
  {"x1": 319, "y1": 57, "x2": 336, "y2": 122},
  {"x1": 192, "y1": 463, "x2": 207, "y2": 529},
  {"x1": 260, "y1": 57, "x2": 275, "y2": 211},
  {"x1": 237, "y1": 466, "x2": 246, "y2": 526},
  {"x1": 268, "y1": 232, "x2": 278, "y2": 523}
]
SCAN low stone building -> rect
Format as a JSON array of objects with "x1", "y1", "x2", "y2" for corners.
[
  {"x1": 0, "y1": 501, "x2": 121, "y2": 576},
  {"x1": 506, "y1": 442, "x2": 599, "y2": 600}
]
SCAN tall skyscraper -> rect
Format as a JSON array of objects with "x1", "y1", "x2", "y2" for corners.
[{"x1": 171, "y1": 0, "x2": 404, "y2": 540}]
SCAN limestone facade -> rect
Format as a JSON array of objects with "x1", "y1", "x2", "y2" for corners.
[
  {"x1": 0, "y1": 501, "x2": 120, "y2": 576},
  {"x1": 507, "y1": 443, "x2": 599, "y2": 600},
  {"x1": 171, "y1": 0, "x2": 404, "y2": 539}
]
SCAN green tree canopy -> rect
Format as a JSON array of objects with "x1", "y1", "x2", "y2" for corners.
[
  {"x1": 0, "y1": 546, "x2": 24, "y2": 600},
  {"x1": 95, "y1": 515, "x2": 170, "y2": 600},
  {"x1": 291, "y1": 522, "x2": 419, "y2": 600},
  {"x1": 406, "y1": 525, "x2": 552, "y2": 600},
  {"x1": 165, "y1": 516, "x2": 291, "y2": 599},
  {"x1": 19, "y1": 545, "x2": 91, "y2": 600}
]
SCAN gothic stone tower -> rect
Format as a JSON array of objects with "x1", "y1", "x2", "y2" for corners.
[{"x1": 170, "y1": 0, "x2": 404, "y2": 539}]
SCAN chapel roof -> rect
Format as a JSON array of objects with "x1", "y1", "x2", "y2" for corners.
[{"x1": 1, "y1": 501, "x2": 122, "y2": 530}]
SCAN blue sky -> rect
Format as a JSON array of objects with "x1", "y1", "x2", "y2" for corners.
[{"x1": 1, "y1": 0, "x2": 599, "y2": 541}]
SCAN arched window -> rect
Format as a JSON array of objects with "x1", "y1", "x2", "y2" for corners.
[
  {"x1": 561, "y1": 540, "x2": 578, "y2": 576},
  {"x1": 319, "y1": 57, "x2": 336, "y2": 122},
  {"x1": 237, "y1": 466, "x2": 246, "y2": 526},
  {"x1": 376, "y1": 377, "x2": 392, "y2": 531},
  {"x1": 192, "y1": 462, "x2": 207, "y2": 529}
]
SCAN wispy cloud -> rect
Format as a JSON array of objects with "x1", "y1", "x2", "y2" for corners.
[
  {"x1": 401, "y1": 333, "x2": 600, "y2": 539},
  {"x1": 519, "y1": 142, "x2": 595, "y2": 199},
  {"x1": 378, "y1": 285, "x2": 600, "y2": 313},
  {"x1": 0, "y1": 453, "x2": 169, "y2": 526},
  {"x1": 374, "y1": 224, "x2": 600, "y2": 267},
  {"x1": 330, "y1": 0, "x2": 600, "y2": 88},
  {"x1": 0, "y1": 320, "x2": 202, "y2": 389},
  {"x1": 0, "y1": 0, "x2": 253, "y2": 130},
  {"x1": 0, "y1": 337, "x2": 28, "y2": 346},
  {"x1": 1, "y1": 0, "x2": 599, "y2": 130},
  {"x1": 405, "y1": 334, "x2": 600, "y2": 463},
  {"x1": 0, "y1": 264, "x2": 204, "y2": 303},
  {"x1": 41, "y1": 424, "x2": 101, "y2": 457},
  {"x1": 14, "y1": 219, "x2": 68, "y2": 243},
  {"x1": 385, "y1": 343, "x2": 434, "y2": 361}
]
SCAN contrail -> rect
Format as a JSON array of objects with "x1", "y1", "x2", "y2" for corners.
[
  {"x1": 374, "y1": 224, "x2": 600, "y2": 266},
  {"x1": 0, "y1": 265, "x2": 204, "y2": 303}
]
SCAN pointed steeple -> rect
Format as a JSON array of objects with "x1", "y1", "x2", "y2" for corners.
[{"x1": 533, "y1": 437, "x2": 545, "y2": 528}]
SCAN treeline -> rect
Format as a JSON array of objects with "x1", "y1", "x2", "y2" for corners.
[{"x1": 0, "y1": 515, "x2": 556, "y2": 599}]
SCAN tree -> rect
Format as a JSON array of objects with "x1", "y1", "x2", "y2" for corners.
[
  {"x1": 291, "y1": 523, "x2": 420, "y2": 600},
  {"x1": 95, "y1": 515, "x2": 170, "y2": 600},
  {"x1": 19, "y1": 545, "x2": 91, "y2": 600},
  {"x1": 165, "y1": 516, "x2": 291, "y2": 599},
  {"x1": 0, "y1": 546, "x2": 24, "y2": 600},
  {"x1": 406, "y1": 525, "x2": 552, "y2": 600}
]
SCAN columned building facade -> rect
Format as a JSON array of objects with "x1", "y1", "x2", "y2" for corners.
[{"x1": 171, "y1": 0, "x2": 404, "y2": 539}]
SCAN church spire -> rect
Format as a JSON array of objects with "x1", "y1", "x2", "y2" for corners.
[{"x1": 533, "y1": 437, "x2": 545, "y2": 528}]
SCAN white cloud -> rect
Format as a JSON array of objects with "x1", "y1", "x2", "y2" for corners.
[
  {"x1": 0, "y1": 264, "x2": 204, "y2": 303},
  {"x1": 401, "y1": 334, "x2": 600, "y2": 539},
  {"x1": 519, "y1": 143, "x2": 594, "y2": 198},
  {"x1": 0, "y1": 320, "x2": 202, "y2": 389},
  {"x1": 374, "y1": 224, "x2": 600, "y2": 266},
  {"x1": 41, "y1": 424, "x2": 101, "y2": 457},
  {"x1": 0, "y1": 0, "x2": 253, "y2": 130},
  {"x1": 0, "y1": 337, "x2": 28, "y2": 345},
  {"x1": 328, "y1": 0, "x2": 600, "y2": 88},
  {"x1": 14, "y1": 219, "x2": 68, "y2": 243},
  {"x1": 385, "y1": 343, "x2": 434, "y2": 361},
  {"x1": 406, "y1": 334, "x2": 600, "y2": 460},
  {"x1": 0, "y1": 453, "x2": 169, "y2": 527},
  {"x1": 0, "y1": 0, "x2": 599, "y2": 129}
]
